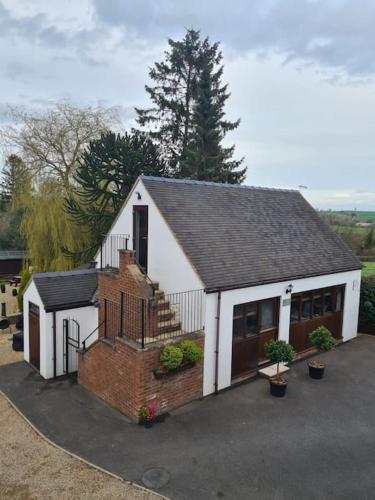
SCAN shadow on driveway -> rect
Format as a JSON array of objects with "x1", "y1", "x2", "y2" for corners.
[{"x1": 1, "y1": 335, "x2": 375, "y2": 500}]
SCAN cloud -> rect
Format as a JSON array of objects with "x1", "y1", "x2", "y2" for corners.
[{"x1": 92, "y1": 0, "x2": 375, "y2": 77}]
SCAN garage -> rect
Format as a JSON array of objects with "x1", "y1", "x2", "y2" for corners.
[{"x1": 289, "y1": 284, "x2": 345, "y2": 353}]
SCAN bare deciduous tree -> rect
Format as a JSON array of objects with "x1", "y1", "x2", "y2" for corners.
[{"x1": 1, "y1": 102, "x2": 119, "y2": 192}]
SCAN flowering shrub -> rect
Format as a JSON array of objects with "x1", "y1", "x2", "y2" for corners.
[{"x1": 140, "y1": 401, "x2": 158, "y2": 421}]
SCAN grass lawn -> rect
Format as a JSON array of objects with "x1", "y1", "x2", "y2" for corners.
[{"x1": 362, "y1": 262, "x2": 375, "y2": 277}]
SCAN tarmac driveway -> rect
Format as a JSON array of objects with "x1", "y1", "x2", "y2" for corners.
[{"x1": 1, "y1": 335, "x2": 375, "y2": 500}]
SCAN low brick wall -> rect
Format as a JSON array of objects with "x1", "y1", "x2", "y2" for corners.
[{"x1": 78, "y1": 331, "x2": 204, "y2": 423}]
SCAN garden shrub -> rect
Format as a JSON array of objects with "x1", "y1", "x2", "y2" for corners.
[
  {"x1": 309, "y1": 326, "x2": 336, "y2": 351},
  {"x1": 160, "y1": 345, "x2": 183, "y2": 371},
  {"x1": 12, "y1": 288, "x2": 18, "y2": 297},
  {"x1": 17, "y1": 267, "x2": 31, "y2": 312},
  {"x1": 359, "y1": 277, "x2": 375, "y2": 334},
  {"x1": 0, "y1": 284, "x2": 5, "y2": 293},
  {"x1": 264, "y1": 339, "x2": 296, "y2": 376},
  {"x1": 179, "y1": 340, "x2": 203, "y2": 365}
]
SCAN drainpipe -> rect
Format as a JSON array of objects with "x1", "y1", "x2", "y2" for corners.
[
  {"x1": 53, "y1": 310, "x2": 57, "y2": 378},
  {"x1": 214, "y1": 290, "x2": 222, "y2": 395}
]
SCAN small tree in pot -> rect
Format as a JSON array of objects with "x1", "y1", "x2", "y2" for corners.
[
  {"x1": 265, "y1": 340, "x2": 296, "y2": 397},
  {"x1": 308, "y1": 326, "x2": 336, "y2": 379}
]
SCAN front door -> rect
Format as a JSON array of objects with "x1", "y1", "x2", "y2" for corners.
[
  {"x1": 232, "y1": 297, "x2": 279, "y2": 379},
  {"x1": 133, "y1": 206, "x2": 148, "y2": 273},
  {"x1": 29, "y1": 302, "x2": 40, "y2": 370}
]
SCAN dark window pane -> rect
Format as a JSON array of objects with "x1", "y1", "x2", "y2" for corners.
[
  {"x1": 313, "y1": 294, "x2": 322, "y2": 316},
  {"x1": 246, "y1": 314, "x2": 258, "y2": 336},
  {"x1": 336, "y1": 291, "x2": 343, "y2": 312},
  {"x1": 261, "y1": 300, "x2": 275, "y2": 330},
  {"x1": 324, "y1": 293, "x2": 333, "y2": 313},
  {"x1": 233, "y1": 304, "x2": 243, "y2": 317},
  {"x1": 246, "y1": 303, "x2": 257, "y2": 315},
  {"x1": 290, "y1": 298, "x2": 300, "y2": 322},
  {"x1": 302, "y1": 299, "x2": 311, "y2": 319},
  {"x1": 233, "y1": 318, "x2": 243, "y2": 338}
]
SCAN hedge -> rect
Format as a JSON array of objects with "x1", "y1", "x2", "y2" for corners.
[{"x1": 359, "y1": 277, "x2": 375, "y2": 334}]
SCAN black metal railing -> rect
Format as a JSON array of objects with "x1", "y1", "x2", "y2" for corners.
[
  {"x1": 103, "y1": 289, "x2": 205, "y2": 347},
  {"x1": 100, "y1": 234, "x2": 130, "y2": 271}
]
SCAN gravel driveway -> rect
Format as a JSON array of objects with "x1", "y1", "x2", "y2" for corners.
[{"x1": 0, "y1": 330, "x2": 23, "y2": 366}]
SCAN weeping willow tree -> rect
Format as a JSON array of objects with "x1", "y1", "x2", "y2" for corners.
[{"x1": 20, "y1": 180, "x2": 90, "y2": 272}]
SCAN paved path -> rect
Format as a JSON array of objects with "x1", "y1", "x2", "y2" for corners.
[{"x1": 1, "y1": 335, "x2": 375, "y2": 500}]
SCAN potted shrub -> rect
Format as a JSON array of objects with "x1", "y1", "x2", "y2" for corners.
[
  {"x1": 12, "y1": 288, "x2": 18, "y2": 297},
  {"x1": 0, "y1": 284, "x2": 5, "y2": 294},
  {"x1": 140, "y1": 401, "x2": 158, "y2": 428},
  {"x1": 160, "y1": 344, "x2": 183, "y2": 372},
  {"x1": 179, "y1": 340, "x2": 203, "y2": 367},
  {"x1": 264, "y1": 339, "x2": 296, "y2": 397},
  {"x1": 308, "y1": 326, "x2": 336, "y2": 379}
]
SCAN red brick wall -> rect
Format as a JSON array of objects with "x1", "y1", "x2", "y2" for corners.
[
  {"x1": 78, "y1": 332, "x2": 204, "y2": 422},
  {"x1": 97, "y1": 250, "x2": 152, "y2": 339}
]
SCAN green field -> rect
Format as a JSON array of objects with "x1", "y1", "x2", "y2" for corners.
[
  {"x1": 333, "y1": 211, "x2": 375, "y2": 224},
  {"x1": 362, "y1": 262, "x2": 375, "y2": 277}
]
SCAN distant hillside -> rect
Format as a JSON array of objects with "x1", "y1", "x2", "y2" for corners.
[{"x1": 332, "y1": 211, "x2": 375, "y2": 224}]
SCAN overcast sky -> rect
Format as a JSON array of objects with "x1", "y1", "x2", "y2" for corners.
[{"x1": 0, "y1": 0, "x2": 374, "y2": 210}]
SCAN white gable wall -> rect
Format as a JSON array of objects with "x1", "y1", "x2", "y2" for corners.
[
  {"x1": 203, "y1": 269, "x2": 361, "y2": 396},
  {"x1": 103, "y1": 178, "x2": 203, "y2": 294}
]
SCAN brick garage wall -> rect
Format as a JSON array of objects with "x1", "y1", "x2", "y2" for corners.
[{"x1": 78, "y1": 331, "x2": 204, "y2": 423}]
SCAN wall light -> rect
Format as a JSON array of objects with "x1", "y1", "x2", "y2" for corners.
[
  {"x1": 135, "y1": 191, "x2": 142, "y2": 200},
  {"x1": 286, "y1": 283, "x2": 294, "y2": 294}
]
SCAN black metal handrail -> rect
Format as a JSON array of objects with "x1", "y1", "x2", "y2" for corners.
[
  {"x1": 103, "y1": 289, "x2": 205, "y2": 347},
  {"x1": 82, "y1": 320, "x2": 105, "y2": 350},
  {"x1": 100, "y1": 234, "x2": 130, "y2": 271}
]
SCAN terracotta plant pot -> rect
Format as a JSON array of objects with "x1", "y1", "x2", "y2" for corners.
[
  {"x1": 269, "y1": 377, "x2": 288, "y2": 397},
  {"x1": 308, "y1": 362, "x2": 325, "y2": 379}
]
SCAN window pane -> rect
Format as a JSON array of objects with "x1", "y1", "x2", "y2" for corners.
[
  {"x1": 233, "y1": 304, "x2": 243, "y2": 318},
  {"x1": 261, "y1": 300, "x2": 275, "y2": 330},
  {"x1": 246, "y1": 314, "x2": 258, "y2": 336},
  {"x1": 324, "y1": 293, "x2": 333, "y2": 313},
  {"x1": 313, "y1": 294, "x2": 322, "y2": 316},
  {"x1": 290, "y1": 298, "x2": 300, "y2": 322},
  {"x1": 302, "y1": 298, "x2": 311, "y2": 319},
  {"x1": 233, "y1": 318, "x2": 243, "y2": 338},
  {"x1": 336, "y1": 291, "x2": 343, "y2": 312},
  {"x1": 246, "y1": 303, "x2": 257, "y2": 315}
]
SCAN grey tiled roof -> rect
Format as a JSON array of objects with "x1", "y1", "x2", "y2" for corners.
[
  {"x1": 33, "y1": 269, "x2": 98, "y2": 311},
  {"x1": 141, "y1": 176, "x2": 362, "y2": 292}
]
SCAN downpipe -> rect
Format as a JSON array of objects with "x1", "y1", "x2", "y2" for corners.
[{"x1": 214, "y1": 290, "x2": 222, "y2": 395}]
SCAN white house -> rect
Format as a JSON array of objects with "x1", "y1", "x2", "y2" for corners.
[
  {"x1": 23, "y1": 269, "x2": 98, "y2": 379},
  {"x1": 103, "y1": 176, "x2": 362, "y2": 396},
  {"x1": 24, "y1": 176, "x2": 361, "y2": 407}
]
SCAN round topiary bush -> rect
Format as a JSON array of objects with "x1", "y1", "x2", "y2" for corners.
[
  {"x1": 12, "y1": 288, "x2": 18, "y2": 297},
  {"x1": 179, "y1": 340, "x2": 203, "y2": 365},
  {"x1": 264, "y1": 339, "x2": 296, "y2": 378},
  {"x1": 309, "y1": 326, "x2": 336, "y2": 352},
  {"x1": 160, "y1": 344, "x2": 183, "y2": 372}
]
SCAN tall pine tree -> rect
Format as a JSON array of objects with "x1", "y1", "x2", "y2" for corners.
[
  {"x1": 181, "y1": 56, "x2": 246, "y2": 183},
  {"x1": 135, "y1": 29, "x2": 221, "y2": 173}
]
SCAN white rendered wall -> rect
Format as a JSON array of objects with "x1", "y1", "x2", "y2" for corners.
[
  {"x1": 203, "y1": 269, "x2": 361, "y2": 396},
  {"x1": 48, "y1": 305, "x2": 99, "y2": 378},
  {"x1": 98, "y1": 179, "x2": 204, "y2": 295}
]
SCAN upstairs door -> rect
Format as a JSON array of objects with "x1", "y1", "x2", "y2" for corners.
[{"x1": 133, "y1": 206, "x2": 148, "y2": 273}]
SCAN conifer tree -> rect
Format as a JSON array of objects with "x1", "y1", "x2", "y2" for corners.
[{"x1": 181, "y1": 57, "x2": 246, "y2": 183}]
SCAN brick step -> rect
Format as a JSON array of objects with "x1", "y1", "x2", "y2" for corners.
[
  {"x1": 157, "y1": 319, "x2": 181, "y2": 334},
  {"x1": 157, "y1": 309, "x2": 175, "y2": 321}
]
